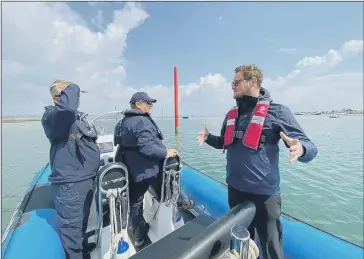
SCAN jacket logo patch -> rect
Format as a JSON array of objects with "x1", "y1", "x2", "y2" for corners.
[{"x1": 258, "y1": 106, "x2": 266, "y2": 113}]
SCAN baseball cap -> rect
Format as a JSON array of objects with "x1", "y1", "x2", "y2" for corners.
[{"x1": 130, "y1": 92, "x2": 157, "y2": 104}]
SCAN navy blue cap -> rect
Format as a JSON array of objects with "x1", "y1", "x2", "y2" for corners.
[{"x1": 130, "y1": 92, "x2": 157, "y2": 104}]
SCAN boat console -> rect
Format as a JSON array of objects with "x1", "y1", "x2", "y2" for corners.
[{"x1": 130, "y1": 202, "x2": 256, "y2": 259}]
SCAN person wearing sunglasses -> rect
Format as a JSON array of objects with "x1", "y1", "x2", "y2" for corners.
[
  {"x1": 42, "y1": 80, "x2": 100, "y2": 259},
  {"x1": 114, "y1": 92, "x2": 178, "y2": 248},
  {"x1": 197, "y1": 65, "x2": 318, "y2": 259}
]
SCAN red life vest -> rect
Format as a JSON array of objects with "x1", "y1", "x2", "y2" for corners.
[{"x1": 224, "y1": 99, "x2": 270, "y2": 150}]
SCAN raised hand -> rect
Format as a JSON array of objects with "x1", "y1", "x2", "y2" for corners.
[
  {"x1": 197, "y1": 125, "x2": 209, "y2": 145},
  {"x1": 280, "y1": 132, "x2": 304, "y2": 164}
]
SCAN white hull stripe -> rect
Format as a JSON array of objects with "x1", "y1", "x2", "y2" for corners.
[{"x1": 250, "y1": 115, "x2": 265, "y2": 125}]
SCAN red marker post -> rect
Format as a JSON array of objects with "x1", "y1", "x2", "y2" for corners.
[{"x1": 174, "y1": 66, "x2": 179, "y2": 134}]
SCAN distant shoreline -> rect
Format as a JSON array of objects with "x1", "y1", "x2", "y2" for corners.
[
  {"x1": 2, "y1": 118, "x2": 41, "y2": 124},
  {"x1": 2, "y1": 113, "x2": 363, "y2": 124}
]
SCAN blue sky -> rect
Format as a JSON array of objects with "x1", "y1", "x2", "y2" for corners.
[
  {"x1": 2, "y1": 2, "x2": 363, "y2": 116},
  {"x1": 71, "y1": 2, "x2": 363, "y2": 86}
]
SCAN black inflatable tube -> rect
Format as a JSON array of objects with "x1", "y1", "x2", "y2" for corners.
[{"x1": 170, "y1": 201, "x2": 256, "y2": 259}]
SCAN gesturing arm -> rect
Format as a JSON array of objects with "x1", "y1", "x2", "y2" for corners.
[
  {"x1": 205, "y1": 115, "x2": 228, "y2": 149},
  {"x1": 278, "y1": 105, "x2": 318, "y2": 163},
  {"x1": 41, "y1": 84, "x2": 80, "y2": 140}
]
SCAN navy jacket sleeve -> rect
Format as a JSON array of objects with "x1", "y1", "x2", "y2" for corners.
[
  {"x1": 134, "y1": 118, "x2": 167, "y2": 159},
  {"x1": 41, "y1": 84, "x2": 80, "y2": 140},
  {"x1": 114, "y1": 120, "x2": 122, "y2": 146},
  {"x1": 278, "y1": 105, "x2": 318, "y2": 163},
  {"x1": 205, "y1": 115, "x2": 227, "y2": 149}
]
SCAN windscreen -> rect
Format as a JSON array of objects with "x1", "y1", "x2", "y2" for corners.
[{"x1": 90, "y1": 111, "x2": 124, "y2": 136}]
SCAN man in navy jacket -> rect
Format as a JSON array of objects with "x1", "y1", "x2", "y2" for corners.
[
  {"x1": 197, "y1": 65, "x2": 318, "y2": 259},
  {"x1": 42, "y1": 80, "x2": 100, "y2": 259},
  {"x1": 114, "y1": 92, "x2": 178, "y2": 247}
]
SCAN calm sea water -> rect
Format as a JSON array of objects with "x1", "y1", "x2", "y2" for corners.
[{"x1": 1, "y1": 115, "x2": 363, "y2": 246}]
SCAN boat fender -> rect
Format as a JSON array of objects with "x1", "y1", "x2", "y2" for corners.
[{"x1": 229, "y1": 238, "x2": 259, "y2": 259}]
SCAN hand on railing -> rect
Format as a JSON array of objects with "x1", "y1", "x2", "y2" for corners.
[{"x1": 166, "y1": 149, "x2": 178, "y2": 158}]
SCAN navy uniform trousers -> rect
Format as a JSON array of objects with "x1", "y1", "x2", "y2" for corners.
[
  {"x1": 51, "y1": 178, "x2": 95, "y2": 259},
  {"x1": 228, "y1": 186, "x2": 284, "y2": 259},
  {"x1": 128, "y1": 176, "x2": 157, "y2": 241}
]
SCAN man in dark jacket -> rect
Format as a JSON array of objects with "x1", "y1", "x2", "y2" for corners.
[
  {"x1": 42, "y1": 80, "x2": 100, "y2": 259},
  {"x1": 197, "y1": 65, "x2": 318, "y2": 259},
  {"x1": 114, "y1": 92, "x2": 177, "y2": 247}
]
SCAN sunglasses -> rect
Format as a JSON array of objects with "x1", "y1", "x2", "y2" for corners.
[
  {"x1": 231, "y1": 79, "x2": 244, "y2": 88},
  {"x1": 134, "y1": 101, "x2": 153, "y2": 107},
  {"x1": 231, "y1": 76, "x2": 252, "y2": 88}
]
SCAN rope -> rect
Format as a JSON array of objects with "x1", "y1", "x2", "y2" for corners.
[
  {"x1": 165, "y1": 170, "x2": 180, "y2": 207},
  {"x1": 165, "y1": 173, "x2": 172, "y2": 207},
  {"x1": 164, "y1": 169, "x2": 181, "y2": 223},
  {"x1": 152, "y1": 168, "x2": 181, "y2": 221},
  {"x1": 107, "y1": 189, "x2": 123, "y2": 256},
  {"x1": 229, "y1": 238, "x2": 259, "y2": 259}
]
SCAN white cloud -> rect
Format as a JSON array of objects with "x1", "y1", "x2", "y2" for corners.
[
  {"x1": 342, "y1": 40, "x2": 364, "y2": 54},
  {"x1": 295, "y1": 49, "x2": 342, "y2": 68},
  {"x1": 2, "y1": 2, "x2": 363, "y2": 118},
  {"x1": 2, "y1": 2, "x2": 149, "y2": 116}
]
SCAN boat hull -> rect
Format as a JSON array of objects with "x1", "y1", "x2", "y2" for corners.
[{"x1": 2, "y1": 163, "x2": 363, "y2": 259}]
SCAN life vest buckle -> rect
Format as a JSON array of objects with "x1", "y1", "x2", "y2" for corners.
[{"x1": 234, "y1": 130, "x2": 244, "y2": 139}]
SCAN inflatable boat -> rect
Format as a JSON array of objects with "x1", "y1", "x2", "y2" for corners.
[{"x1": 2, "y1": 111, "x2": 363, "y2": 259}]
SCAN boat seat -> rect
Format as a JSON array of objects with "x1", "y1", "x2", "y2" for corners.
[
  {"x1": 129, "y1": 213, "x2": 215, "y2": 259},
  {"x1": 20, "y1": 183, "x2": 98, "y2": 255},
  {"x1": 97, "y1": 163, "x2": 128, "y2": 204}
]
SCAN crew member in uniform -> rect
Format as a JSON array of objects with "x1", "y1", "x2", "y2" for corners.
[
  {"x1": 42, "y1": 80, "x2": 100, "y2": 259},
  {"x1": 114, "y1": 92, "x2": 178, "y2": 247},
  {"x1": 197, "y1": 65, "x2": 318, "y2": 259}
]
